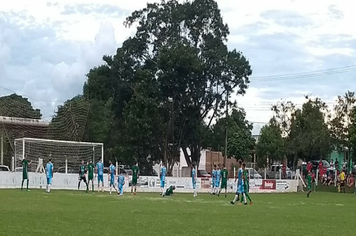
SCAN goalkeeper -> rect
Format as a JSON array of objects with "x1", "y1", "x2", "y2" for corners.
[{"x1": 163, "y1": 185, "x2": 176, "y2": 197}]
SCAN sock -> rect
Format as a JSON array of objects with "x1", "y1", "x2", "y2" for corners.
[
  {"x1": 48, "y1": 184, "x2": 51, "y2": 193},
  {"x1": 27, "y1": 180, "x2": 29, "y2": 190},
  {"x1": 243, "y1": 193, "x2": 247, "y2": 203},
  {"x1": 110, "y1": 186, "x2": 112, "y2": 194},
  {"x1": 92, "y1": 183, "x2": 94, "y2": 192},
  {"x1": 21, "y1": 180, "x2": 24, "y2": 190},
  {"x1": 246, "y1": 193, "x2": 252, "y2": 202},
  {"x1": 233, "y1": 195, "x2": 238, "y2": 203},
  {"x1": 46, "y1": 184, "x2": 48, "y2": 192},
  {"x1": 78, "y1": 182, "x2": 80, "y2": 190}
]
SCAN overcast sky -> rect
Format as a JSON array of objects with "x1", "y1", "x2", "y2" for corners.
[{"x1": 1, "y1": 0, "x2": 356, "y2": 134}]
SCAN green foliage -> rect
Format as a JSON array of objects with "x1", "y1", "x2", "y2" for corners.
[
  {"x1": 0, "y1": 94, "x2": 41, "y2": 119},
  {"x1": 350, "y1": 107, "x2": 356, "y2": 161},
  {"x1": 48, "y1": 95, "x2": 90, "y2": 141},
  {"x1": 207, "y1": 109, "x2": 255, "y2": 160},
  {"x1": 256, "y1": 118, "x2": 284, "y2": 167}
]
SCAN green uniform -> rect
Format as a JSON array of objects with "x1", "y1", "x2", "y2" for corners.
[
  {"x1": 132, "y1": 165, "x2": 139, "y2": 186},
  {"x1": 22, "y1": 159, "x2": 29, "y2": 179},
  {"x1": 79, "y1": 165, "x2": 86, "y2": 178},
  {"x1": 220, "y1": 169, "x2": 228, "y2": 189},
  {"x1": 165, "y1": 186, "x2": 174, "y2": 196},
  {"x1": 243, "y1": 170, "x2": 249, "y2": 192},
  {"x1": 87, "y1": 163, "x2": 94, "y2": 180},
  {"x1": 306, "y1": 174, "x2": 312, "y2": 191}
]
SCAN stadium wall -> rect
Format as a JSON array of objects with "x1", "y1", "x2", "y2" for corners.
[{"x1": 0, "y1": 172, "x2": 298, "y2": 193}]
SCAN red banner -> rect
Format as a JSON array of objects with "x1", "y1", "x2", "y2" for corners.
[{"x1": 262, "y1": 180, "x2": 276, "y2": 190}]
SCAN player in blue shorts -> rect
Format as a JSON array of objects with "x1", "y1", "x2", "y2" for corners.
[
  {"x1": 109, "y1": 160, "x2": 117, "y2": 195},
  {"x1": 96, "y1": 159, "x2": 104, "y2": 192},
  {"x1": 215, "y1": 165, "x2": 221, "y2": 195},
  {"x1": 45, "y1": 159, "x2": 53, "y2": 193},
  {"x1": 117, "y1": 173, "x2": 125, "y2": 196},
  {"x1": 192, "y1": 162, "x2": 197, "y2": 198},
  {"x1": 160, "y1": 163, "x2": 167, "y2": 196},
  {"x1": 230, "y1": 160, "x2": 244, "y2": 205},
  {"x1": 211, "y1": 165, "x2": 216, "y2": 194}
]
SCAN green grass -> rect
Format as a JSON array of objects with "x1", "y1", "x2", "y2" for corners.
[{"x1": 0, "y1": 189, "x2": 355, "y2": 236}]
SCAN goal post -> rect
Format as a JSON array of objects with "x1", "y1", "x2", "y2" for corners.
[{"x1": 14, "y1": 138, "x2": 104, "y2": 173}]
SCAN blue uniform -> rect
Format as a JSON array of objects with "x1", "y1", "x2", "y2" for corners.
[
  {"x1": 96, "y1": 162, "x2": 104, "y2": 183},
  {"x1": 160, "y1": 167, "x2": 167, "y2": 188},
  {"x1": 192, "y1": 168, "x2": 196, "y2": 189},
  {"x1": 117, "y1": 174, "x2": 125, "y2": 195},
  {"x1": 237, "y1": 168, "x2": 244, "y2": 194},
  {"x1": 46, "y1": 162, "x2": 53, "y2": 185},
  {"x1": 215, "y1": 170, "x2": 221, "y2": 187},
  {"x1": 212, "y1": 169, "x2": 216, "y2": 187},
  {"x1": 109, "y1": 164, "x2": 115, "y2": 186}
]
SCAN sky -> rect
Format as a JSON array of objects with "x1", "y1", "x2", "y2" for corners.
[{"x1": 1, "y1": 0, "x2": 356, "y2": 135}]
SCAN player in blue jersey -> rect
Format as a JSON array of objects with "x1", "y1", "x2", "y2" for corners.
[
  {"x1": 109, "y1": 160, "x2": 117, "y2": 194},
  {"x1": 230, "y1": 160, "x2": 244, "y2": 205},
  {"x1": 192, "y1": 162, "x2": 197, "y2": 198},
  {"x1": 117, "y1": 173, "x2": 125, "y2": 196},
  {"x1": 211, "y1": 165, "x2": 216, "y2": 195},
  {"x1": 215, "y1": 165, "x2": 221, "y2": 195},
  {"x1": 45, "y1": 159, "x2": 53, "y2": 193},
  {"x1": 160, "y1": 163, "x2": 167, "y2": 196},
  {"x1": 96, "y1": 159, "x2": 104, "y2": 192}
]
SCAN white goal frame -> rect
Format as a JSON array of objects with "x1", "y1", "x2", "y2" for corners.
[{"x1": 14, "y1": 137, "x2": 104, "y2": 173}]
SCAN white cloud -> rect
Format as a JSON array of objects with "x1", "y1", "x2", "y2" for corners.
[{"x1": 0, "y1": 0, "x2": 355, "y2": 132}]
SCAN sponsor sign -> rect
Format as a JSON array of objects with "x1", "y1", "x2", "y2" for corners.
[
  {"x1": 262, "y1": 180, "x2": 276, "y2": 189},
  {"x1": 276, "y1": 180, "x2": 290, "y2": 191}
]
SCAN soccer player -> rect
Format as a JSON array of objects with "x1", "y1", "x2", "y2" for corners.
[
  {"x1": 215, "y1": 165, "x2": 221, "y2": 194},
  {"x1": 160, "y1": 163, "x2": 167, "y2": 196},
  {"x1": 218, "y1": 164, "x2": 228, "y2": 198},
  {"x1": 109, "y1": 160, "x2": 117, "y2": 194},
  {"x1": 192, "y1": 162, "x2": 197, "y2": 198},
  {"x1": 211, "y1": 165, "x2": 216, "y2": 194},
  {"x1": 240, "y1": 163, "x2": 252, "y2": 205},
  {"x1": 163, "y1": 185, "x2": 176, "y2": 197},
  {"x1": 45, "y1": 159, "x2": 53, "y2": 193},
  {"x1": 21, "y1": 156, "x2": 32, "y2": 191},
  {"x1": 96, "y1": 159, "x2": 104, "y2": 192},
  {"x1": 87, "y1": 160, "x2": 95, "y2": 193},
  {"x1": 131, "y1": 162, "x2": 139, "y2": 195},
  {"x1": 117, "y1": 172, "x2": 125, "y2": 196},
  {"x1": 306, "y1": 171, "x2": 312, "y2": 197},
  {"x1": 78, "y1": 160, "x2": 88, "y2": 191},
  {"x1": 230, "y1": 160, "x2": 243, "y2": 205}
]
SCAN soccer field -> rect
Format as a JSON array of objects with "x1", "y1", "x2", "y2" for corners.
[{"x1": 0, "y1": 190, "x2": 354, "y2": 236}]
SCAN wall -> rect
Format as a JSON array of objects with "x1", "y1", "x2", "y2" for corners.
[{"x1": 0, "y1": 172, "x2": 298, "y2": 193}]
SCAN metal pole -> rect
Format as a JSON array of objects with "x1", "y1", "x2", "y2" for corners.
[
  {"x1": 224, "y1": 90, "x2": 228, "y2": 166},
  {"x1": 1, "y1": 131, "x2": 3, "y2": 165}
]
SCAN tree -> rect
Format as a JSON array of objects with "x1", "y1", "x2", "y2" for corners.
[
  {"x1": 289, "y1": 96, "x2": 332, "y2": 161},
  {"x1": 256, "y1": 118, "x2": 284, "y2": 168},
  {"x1": 0, "y1": 94, "x2": 41, "y2": 119},
  {"x1": 125, "y1": 0, "x2": 252, "y2": 167},
  {"x1": 48, "y1": 95, "x2": 90, "y2": 141},
  {"x1": 349, "y1": 107, "x2": 356, "y2": 162},
  {"x1": 330, "y1": 91, "x2": 355, "y2": 160},
  {"x1": 207, "y1": 108, "x2": 255, "y2": 160}
]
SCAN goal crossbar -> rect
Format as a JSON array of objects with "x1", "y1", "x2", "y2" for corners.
[{"x1": 15, "y1": 137, "x2": 103, "y2": 146}]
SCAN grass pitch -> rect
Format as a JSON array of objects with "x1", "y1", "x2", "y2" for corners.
[{"x1": 0, "y1": 189, "x2": 355, "y2": 236}]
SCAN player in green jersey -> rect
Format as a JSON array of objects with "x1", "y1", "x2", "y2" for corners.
[
  {"x1": 218, "y1": 164, "x2": 228, "y2": 198},
  {"x1": 306, "y1": 171, "x2": 312, "y2": 197},
  {"x1": 78, "y1": 160, "x2": 88, "y2": 191},
  {"x1": 240, "y1": 163, "x2": 253, "y2": 205},
  {"x1": 21, "y1": 156, "x2": 32, "y2": 191},
  {"x1": 87, "y1": 160, "x2": 95, "y2": 193},
  {"x1": 131, "y1": 162, "x2": 139, "y2": 195},
  {"x1": 163, "y1": 185, "x2": 176, "y2": 197}
]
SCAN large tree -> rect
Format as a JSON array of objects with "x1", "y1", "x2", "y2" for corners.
[
  {"x1": 124, "y1": 0, "x2": 252, "y2": 167},
  {"x1": 0, "y1": 94, "x2": 41, "y2": 119},
  {"x1": 349, "y1": 107, "x2": 356, "y2": 162}
]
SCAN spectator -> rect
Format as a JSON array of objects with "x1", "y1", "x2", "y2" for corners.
[
  {"x1": 318, "y1": 159, "x2": 323, "y2": 181},
  {"x1": 322, "y1": 173, "x2": 327, "y2": 185},
  {"x1": 282, "y1": 162, "x2": 286, "y2": 179},
  {"x1": 330, "y1": 159, "x2": 334, "y2": 169},
  {"x1": 339, "y1": 170, "x2": 346, "y2": 193},
  {"x1": 335, "y1": 159, "x2": 339, "y2": 171},
  {"x1": 342, "y1": 159, "x2": 347, "y2": 172}
]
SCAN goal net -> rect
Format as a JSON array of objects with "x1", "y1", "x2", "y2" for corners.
[{"x1": 14, "y1": 138, "x2": 103, "y2": 173}]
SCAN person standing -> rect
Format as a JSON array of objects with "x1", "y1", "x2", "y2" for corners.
[
  {"x1": 131, "y1": 162, "x2": 139, "y2": 195},
  {"x1": 192, "y1": 162, "x2": 197, "y2": 198},
  {"x1": 21, "y1": 156, "x2": 32, "y2": 191},
  {"x1": 45, "y1": 159, "x2": 53, "y2": 193},
  {"x1": 218, "y1": 165, "x2": 228, "y2": 198},
  {"x1": 87, "y1": 160, "x2": 95, "y2": 193}
]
